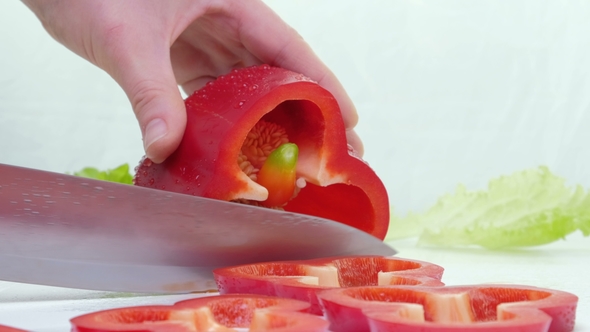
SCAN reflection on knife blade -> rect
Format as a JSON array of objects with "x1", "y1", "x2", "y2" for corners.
[{"x1": 0, "y1": 163, "x2": 395, "y2": 293}]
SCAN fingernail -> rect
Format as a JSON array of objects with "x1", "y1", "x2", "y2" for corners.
[{"x1": 143, "y1": 118, "x2": 168, "y2": 151}]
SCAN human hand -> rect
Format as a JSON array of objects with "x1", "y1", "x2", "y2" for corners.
[{"x1": 23, "y1": 0, "x2": 361, "y2": 163}]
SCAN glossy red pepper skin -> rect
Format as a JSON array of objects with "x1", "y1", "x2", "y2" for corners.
[
  {"x1": 0, "y1": 325, "x2": 27, "y2": 332},
  {"x1": 134, "y1": 65, "x2": 390, "y2": 239},
  {"x1": 70, "y1": 294, "x2": 329, "y2": 332},
  {"x1": 175, "y1": 294, "x2": 329, "y2": 332},
  {"x1": 213, "y1": 255, "x2": 444, "y2": 315},
  {"x1": 70, "y1": 305, "x2": 195, "y2": 332},
  {"x1": 317, "y1": 284, "x2": 578, "y2": 332}
]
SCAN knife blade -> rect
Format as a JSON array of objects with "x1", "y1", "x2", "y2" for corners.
[{"x1": 0, "y1": 163, "x2": 395, "y2": 293}]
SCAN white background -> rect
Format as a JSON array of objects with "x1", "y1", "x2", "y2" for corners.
[
  {"x1": 2, "y1": 1, "x2": 589, "y2": 215},
  {"x1": 1, "y1": 1, "x2": 589, "y2": 331}
]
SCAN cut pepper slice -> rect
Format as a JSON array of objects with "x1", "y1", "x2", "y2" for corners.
[
  {"x1": 70, "y1": 305, "x2": 199, "y2": 332},
  {"x1": 70, "y1": 294, "x2": 329, "y2": 332},
  {"x1": 317, "y1": 284, "x2": 578, "y2": 332},
  {"x1": 0, "y1": 325, "x2": 27, "y2": 332},
  {"x1": 213, "y1": 255, "x2": 444, "y2": 315},
  {"x1": 134, "y1": 65, "x2": 390, "y2": 239},
  {"x1": 175, "y1": 294, "x2": 328, "y2": 332}
]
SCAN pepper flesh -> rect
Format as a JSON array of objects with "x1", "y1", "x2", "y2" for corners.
[
  {"x1": 317, "y1": 284, "x2": 578, "y2": 332},
  {"x1": 213, "y1": 255, "x2": 445, "y2": 315},
  {"x1": 70, "y1": 294, "x2": 329, "y2": 332},
  {"x1": 175, "y1": 294, "x2": 328, "y2": 332},
  {"x1": 134, "y1": 65, "x2": 390, "y2": 239},
  {"x1": 0, "y1": 325, "x2": 27, "y2": 332}
]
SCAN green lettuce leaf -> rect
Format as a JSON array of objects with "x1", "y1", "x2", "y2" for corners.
[
  {"x1": 387, "y1": 166, "x2": 590, "y2": 248},
  {"x1": 72, "y1": 164, "x2": 134, "y2": 185}
]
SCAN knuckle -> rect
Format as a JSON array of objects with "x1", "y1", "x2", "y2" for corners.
[{"x1": 129, "y1": 80, "x2": 169, "y2": 122}]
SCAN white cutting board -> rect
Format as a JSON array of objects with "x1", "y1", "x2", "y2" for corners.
[{"x1": 0, "y1": 234, "x2": 588, "y2": 331}]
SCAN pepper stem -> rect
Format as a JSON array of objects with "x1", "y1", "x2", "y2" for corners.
[{"x1": 257, "y1": 143, "x2": 299, "y2": 207}]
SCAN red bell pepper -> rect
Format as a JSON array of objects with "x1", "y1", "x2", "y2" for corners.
[
  {"x1": 70, "y1": 305, "x2": 193, "y2": 332},
  {"x1": 0, "y1": 325, "x2": 27, "y2": 332},
  {"x1": 174, "y1": 294, "x2": 328, "y2": 331},
  {"x1": 134, "y1": 65, "x2": 390, "y2": 239},
  {"x1": 70, "y1": 294, "x2": 329, "y2": 332},
  {"x1": 317, "y1": 284, "x2": 578, "y2": 332},
  {"x1": 213, "y1": 255, "x2": 444, "y2": 315}
]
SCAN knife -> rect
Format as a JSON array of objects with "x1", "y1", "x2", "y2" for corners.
[{"x1": 0, "y1": 163, "x2": 395, "y2": 293}]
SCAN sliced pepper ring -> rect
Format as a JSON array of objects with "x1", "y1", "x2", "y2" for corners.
[
  {"x1": 213, "y1": 255, "x2": 445, "y2": 315},
  {"x1": 70, "y1": 294, "x2": 329, "y2": 332},
  {"x1": 70, "y1": 304, "x2": 199, "y2": 332},
  {"x1": 317, "y1": 284, "x2": 578, "y2": 332},
  {"x1": 0, "y1": 325, "x2": 27, "y2": 332},
  {"x1": 175, "y1": 294, "x2": 328, "y2": 332},
  {"x1": 134, "y1": 65, "x2": 390, "y2": 239}
]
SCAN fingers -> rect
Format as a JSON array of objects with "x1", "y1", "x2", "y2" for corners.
[
  {"x1": 231, "y1": 0, "x2": 358, "y2": 131},
  {"x1": 106, "y1": 38, "x2": 187, "y2": 163},
  {"x1": 28, "y1": 0, "x2": 362, "y2": 163},
  {"x1": 129, "y1": 74, "x2": 187, "y2": 164},
  {"x1": 346, "y1": 129, "x2": 364, "y2": 157},
  {"x1": 317, "y1": 72, "x2": 359, "y2": 131},
  {"x1": 170, "y1": 16, "x2": 264, "y2": 95},
  {"x1": 24, "y1": 0, "x2": 190, "y2": 163}
]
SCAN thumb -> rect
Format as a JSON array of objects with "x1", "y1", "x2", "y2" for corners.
[{"x1": 109, "y1": 47, "x2": 186, "y2": 164}]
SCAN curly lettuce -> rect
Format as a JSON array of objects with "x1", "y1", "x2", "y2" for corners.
[
  {"x1": 387, "y1": 166, "x2": 590, "y2": 249},
  {"x1": 71, "y1": 164, "x2": 133, "y2": 185}
]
